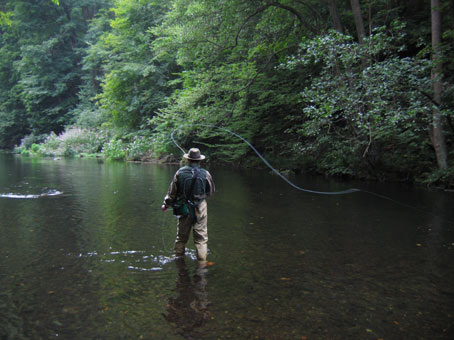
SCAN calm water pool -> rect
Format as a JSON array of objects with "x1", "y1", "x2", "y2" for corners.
[{"x1": 1, "y1": 153, "x2": 453, "y2": 339}]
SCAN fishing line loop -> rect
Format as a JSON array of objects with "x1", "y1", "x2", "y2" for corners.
[
  {"x1": 171, "y1": 123, "x2": 360, "y2": 195},
  {"x1": 170, "y1": 123, "x2": 452, "y2": 222}
]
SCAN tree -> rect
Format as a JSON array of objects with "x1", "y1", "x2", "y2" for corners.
[
  {"x1": 0, "y1": 0, "x2": 452, "y2": 184},
  {"x1": 96, "y1": 0, "x2": 173, "y2": 130},
  {"x1": 0, "y1": 10, "x2": 12, "y2": 26},
  {"x1": 0, "y1": 0, "x2": 110, "y2": 148},
  {"x1": 430, "y1": 0, "x2": 448, "y2": 170},
  {"x1": 328, "y1": 0, "x2": 343, "y2": 33},
  {"x1": 281, "y1": 24, "x2": 439, "y2": 178},
  {"x1": 150, "y1": 0, "x2": 321, "y2": 162},
  {"x1": 350, "y1": 0, "x2": 366, "y2": 44},
  {"x1": 71, "y1": 7, "x2": 112, "y2": 128}
]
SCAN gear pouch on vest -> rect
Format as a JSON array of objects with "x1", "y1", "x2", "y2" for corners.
[{"x1": 173, "y1": 200, "x2": 189, "y2": 216}]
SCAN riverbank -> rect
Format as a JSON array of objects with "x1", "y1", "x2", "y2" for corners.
[
  {"x1": 6, "y1": 145, "x2": 454, "y2": 191},
  {"x1": 6, "y1": 126, "x2": 453, "y2": 189}
]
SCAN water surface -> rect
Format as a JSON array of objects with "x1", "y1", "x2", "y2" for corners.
[{"x1": 0, "y1": 153, "x2": 453, "y2": 339}]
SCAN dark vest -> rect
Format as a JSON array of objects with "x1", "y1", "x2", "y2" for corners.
[{"x1": 177, "y1": 165, "x2": 208, "y2": 205}]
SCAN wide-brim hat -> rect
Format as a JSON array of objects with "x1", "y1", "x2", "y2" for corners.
[{"x1": 184, "y1": 148, "x2": 205, "y2": 161}]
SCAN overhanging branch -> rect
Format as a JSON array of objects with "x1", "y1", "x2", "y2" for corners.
[{"x1": 235, "y1": 2, "x2": 316, "y2": 47}]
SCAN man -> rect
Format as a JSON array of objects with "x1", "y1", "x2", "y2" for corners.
[{"x1": 161, "y1": 148, "x2": 215, "y2": 263}]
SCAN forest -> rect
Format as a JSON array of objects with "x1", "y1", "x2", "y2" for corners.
[{"x1": 0, "y1": 0, "x2": 453, "y2": 186}]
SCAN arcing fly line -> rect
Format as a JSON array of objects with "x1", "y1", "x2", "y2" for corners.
[
  {"x1": 171, "y1": 123, "x2": 360, "y2": 195},
  {"x1": 170, "y1": 123, "x2": 454, "y2": 223}
]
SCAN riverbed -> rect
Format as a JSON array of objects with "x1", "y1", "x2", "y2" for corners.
[{"x1": 1, "y1": 153, "x2": 453, "y2": 339}]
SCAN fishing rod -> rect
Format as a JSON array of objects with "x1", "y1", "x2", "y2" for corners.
[
  {"x1": 171, "y1": 123, "x2": 360, "y2": 195},
  {"x1": 170, "y1": 123, "x2": 454, "y2": 223}
]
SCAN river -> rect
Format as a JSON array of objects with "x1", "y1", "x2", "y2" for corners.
[{"x1": 0, "y1": 152, "x2": 453, "y2": 339}]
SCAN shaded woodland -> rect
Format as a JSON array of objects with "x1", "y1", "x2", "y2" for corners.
[{"x1": 0, "y1": 0, "x2": 453, "y2": 185}]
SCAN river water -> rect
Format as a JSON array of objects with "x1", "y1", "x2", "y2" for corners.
[{"x1": 0, "y1": 152, "x2": 453, "y2": 340}]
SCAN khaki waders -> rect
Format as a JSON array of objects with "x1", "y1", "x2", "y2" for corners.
[{"x1": 174, "y1": 200, "x2": 208, "y2": 261}]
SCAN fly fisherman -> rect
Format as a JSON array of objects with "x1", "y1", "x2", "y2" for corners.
[{"x1": 161, "y1": 148, "x2": 215, "y2": 264}]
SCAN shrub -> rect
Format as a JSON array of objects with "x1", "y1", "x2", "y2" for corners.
[
  {"x1": 14, "y1": 134, "x2": 47, "y2": 154},
  {"x1": 422, "y1": 167, "x2": 454, "y2": 189},
  {"x1": 126, "y1": 136, "x2": 152, "y2": 161},
  {"x1": 39, "y1": 127, "x2": 110, "y2": 157},
  {"x1": 13, "y1": 145, "x2": 24, "y2": 154},
  {"x1": 102, "y1": 139, "x2": 127, "y2": 160},
  {"x1": 63, "y1": 145, "x2": 76, "y2": 158},
  {"x1": 31, "y1": 143, "x2": 40, "y2": 153},
  {"x1": 280, "y1": 25, "x2": 438, "y2": 180},
  {"x1": 20, "y1": 134, "x2": 47, "y2": 150}
]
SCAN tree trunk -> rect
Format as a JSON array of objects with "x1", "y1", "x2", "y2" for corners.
[
  {"x1": 450, "y1": 0, "x2": 454, "y2": 29},
  {"x1": 350, "y1": 0, "x2": 366, "y2": 45},
  {"x1": 326, "y1": 0, "x2": 344, "y2": 78},
  {"x1": 431, "y1": 0, "x2": 448, "y2": 170},
  {"x1": 328, "y1": 0, "x2": 343, "y2": 33}
]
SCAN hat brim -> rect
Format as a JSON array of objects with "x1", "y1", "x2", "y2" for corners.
[{"x1": 183, "y1": 154, "x2": 205, "y2": 161}]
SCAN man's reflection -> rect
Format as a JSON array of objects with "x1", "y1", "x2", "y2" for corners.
[{"x1": 164, "y1": 258, "x2": 210, "y2": 336}]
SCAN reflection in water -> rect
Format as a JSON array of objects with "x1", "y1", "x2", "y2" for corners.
[{"x1": 164, "y1": 258, "x2": 210, "y2": 338}]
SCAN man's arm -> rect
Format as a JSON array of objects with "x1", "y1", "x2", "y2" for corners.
[{"x1": 161, "y1": 172, "x2": 179, "y2": 211}]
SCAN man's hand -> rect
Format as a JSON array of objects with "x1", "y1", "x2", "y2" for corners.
[{"x1": 161, "y1": 204, "x2": 168, "y2": 212}]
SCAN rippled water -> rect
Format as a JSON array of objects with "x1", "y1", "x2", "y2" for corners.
[{"x1": 0, "y1": 153, "x2": 453, "y2": 339}]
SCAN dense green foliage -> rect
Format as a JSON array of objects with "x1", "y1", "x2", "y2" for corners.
[
  {"x1": 284, "y1": 27, "x2": 437, "y2": 178},
  {"x1": 0, "y1": 0, "x2": 111, "y2": 147},
  {"x1": 0, "y1": 0, "x2": 453, "y2": 185}
]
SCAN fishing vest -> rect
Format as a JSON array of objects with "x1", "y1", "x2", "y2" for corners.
[{"x1": 177, "y1": 165, "x2": 208, "y2": 206}]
